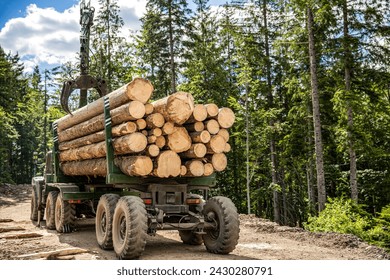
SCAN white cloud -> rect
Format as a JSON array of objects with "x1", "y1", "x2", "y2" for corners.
[{"x1": 0, "y1": 0, "x2": 147, "y2": 73}]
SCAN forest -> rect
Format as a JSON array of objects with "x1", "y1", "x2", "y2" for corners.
[{"x1": 0, "y1": 0, "x2": 390, "y2": 247}]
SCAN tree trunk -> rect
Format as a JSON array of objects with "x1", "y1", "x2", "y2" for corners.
[
  {"x1": 186, "y1": 104, "x2": 207, "y2": 122},
  {"x1": 115, "y1": 156, "x2": 153, "y2": 176},
  {"x1": 308, "y1": 7, "x2": 326, "y2": 212},
  {"x1": 146, "y1": 113, "x2": 165, "y2": 128},
  {"x1": 152, "y1": 91, "x2": 195, "y2": 125},
  {"x1": 343, "y1": 0, "x2": 358, "y2": 202},
  {"x1": 144, "y1": 103, "x2": 154, "y2": 115},
  {"x1": 205, "y1": 103, "x2": 219, "y2": 117},
  {"x1": 190, "y1": 131, "x2": 211, "y2": 143},
  {"x1": 207, "y1": 153, "x2": 227, "y2": 172},
  {"x1": 206, "y1": 135, "x2": 226, "y2": 154},
  {"x1": 166, "y1": 127, "x2": 192, "y2": 153},
  {"x1": 180, "y1": 143, "x2": 207, "y2": 158},
  {"x1": 168, "y1": 0, "x2": 176, "y2": 94},
  {"x1": 56, "y1": 78, "x2": 153, "y2": 131},
  {"x1": 59, "y1": 132, "x2": 147, "y2": 161},
  {"x1": 153, "y1": 150, "x2": 181, "y2": 178},
  {"x1": 58, "y1": 101, "x2": 145, "y2": 142},
  {"x1": 185, "y1": 160, "x2": 204, "y2": 176},
  {"x1": 203, "y1": 163, "x2": 214, "y2": 176},
  {"x1": 204, "y1": 119, "x2": 220, "y2": 135},
  {"x1": 215, "y1": 107, "x2": 235, "y2": 129}
]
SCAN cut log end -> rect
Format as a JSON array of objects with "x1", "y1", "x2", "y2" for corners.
[
  {"x1": 217, "y1": 107, "x2": 235, "y2": 128},
  {"x1": 115, "y1": 156, "x2": 153, "y2": 176},
  {"x1": 205, "y1": 119, "x2": 220, "y2": 135},
  {"x1": 153, "y1": 150, "x2": 181, "y2": 178},
  {"x1": 167, "y1": 127, "x2": 192, "y2": 153},
  {"x1": 209, "y1": 153, "x2": 227, "y2": 172},
  {"x1": 126, "y1": 78, "x2": 154, "y2": 104},
  {"x1": 205, "y1": 103, "x2": 219, "y2": 117},
  {"x1": 185, "y1": 160, "x2": 204, "y2": 177}
]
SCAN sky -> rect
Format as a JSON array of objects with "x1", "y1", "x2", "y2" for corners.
[{"x1": 0, "y1": 0, "x2": 227, "y2": 73}]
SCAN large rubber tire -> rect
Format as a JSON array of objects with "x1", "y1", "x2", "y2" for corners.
[
  {"x1": 112, "y1": 196, "x2": 148, "y2": 259},
  {"x1": 45, "y1": 191, "x2": 58, "y2": 230},
  {"x1": 30, "y1": 186, "x2": 39, "y2": 221},
  {"x1": 55, "y1": 193, "x2": 76, "y2": 233},
  {"x1": 96, "y1": 194, "x2": 120, "y2": 250},
  {"x1": 179, "y1": 230, "x2": 203, "y2": 245},
  {"x1": 203, "y1": 196, "x2": 240, "y2": 254}
]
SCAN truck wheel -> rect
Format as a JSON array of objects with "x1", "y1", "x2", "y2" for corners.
[
  {"x1": 112, "y1": 196, "x2": 147, "y2": 259},
  {"x1": 179, "y1": 230, "x2": 203, "y2": 245},
  {"x1": 203, "y1": 196, "x2": 239, "y2": 254},
  {"x1": 96, "y1": 194, "x2": 120, "y2": 250},
  {"x1": 45, "y1": 191, "x2": 58, "y2": 230},
  {"x1": 30, "y1": 186, "x2": 39, "y2": 221},
  {"x1": 55, "y1": 194, "x2": 76, "y2": 233}
]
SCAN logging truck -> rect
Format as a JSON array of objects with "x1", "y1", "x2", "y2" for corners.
[{"x1": 30, "y1": 79, "x2": 239, "y2": 259}]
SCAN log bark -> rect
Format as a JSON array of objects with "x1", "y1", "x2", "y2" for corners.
[
  {"x1": 217, "y1": 128, "x2": 230, "y2": 142},
  {"x1": 208, "y1": 153, "x2": 227, "y2": 172},
  {"x1": 166, "y1": 127, "x2": 192, "y2": 153},
  {"x1": 145, "y1": 144, "x2": 160, "y2": 157},
  {"x1": 186, "y1": 104, "x2": 207, "y2": 123},
  {"x1": 146, "y1": 113, "x2": 165, "y2": 128},
  {"x1": 216, "y1": 107, "x2": 235, "y2": 129},
  {"x1": 61, "y1": 158, "x2": 107, "y2": 176},
  {"x1": 184, "y1": 121, "x2": 204, "y2": 132},
  {"x1": 190, "y1": 131, "x2": 210, "y2": 143},
  {"x1": 136, "y1": 119, "x2": 147, "y2": 130},
  {"x1": 153, "y1": 150, "x2": 181, "y2": 178},
  {"x1": 144, "y1": 103, "x2": 154, "y2": 115},
  {"x1": 204, "y1": 163, "x2": 214, "y2": 176},
  {"x1": 115, "y1": 156, "x2": 153, "y2": 176},
  {"x1": 180, "y1": 143, "x2": 207, "y2": 159},
  {"x1": 206, "y1": 135, "x2": 226, "y2": 154},
  {"x1": 205, "y1": 103, "x2": 219, "y2": 117},
  {"x1": 113, "y1": 132, "x2": 148, "y2": 155},
  {"x1": 56, "y1": 78, "x2": 153, "y2": 132},
  {"x1": 205, "y1": 119, "x2": 220, "y2": 135},
  {"x1": 155, "y1": 136, "x2": 166, "y2": 148},
  {"x1": 58, "y1": 101, "x2": 145, "y2": 142},
  {"x1": 59, "y1": 132, "x2": 147, "y2": 161},
  {"x1": 152, "y1": 91, "x2": 194, "y2": 125},
  {"x1": 162, "y1": 122, "x2": 176, "y2": 135},
  {"x1": 185, "y1": 160, "x2": 204, "y2": 177}
]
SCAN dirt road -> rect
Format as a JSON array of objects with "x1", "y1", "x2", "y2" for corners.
[{"x1": 0, "y1": 184, "x2": 388, "y2": 260}]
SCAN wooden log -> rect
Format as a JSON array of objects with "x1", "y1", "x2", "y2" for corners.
[
  {"x1": 185, "y1": 160, "x2": 204, "y2": 177},
  {"x1": 115, "y1": 156, "x2": 153, "y2": 176},
  {"x1": 208, "y1": 153, "x2": 227, "y2": 172},
  {"x1": 61, "y1": 158, "x2": 107, "y2": 176},
  {"x1": 205, "y1": 119, "x2": 220, "y2": 135},
  {"x1": 166, "y1": 127, "x2": 192, "y2": 153},
  {"x1": 190, "y1": 130, "x2": 211, "y2": 143},
  {"x1": 112, "y1": 122, "x2": 137, "y2": 136},
  {"x1": 155, "y1": 136, "x2": 166, "y2": 148},
  {"x1": 162, "y1": 122, "x2": 176, "y2": 135},
  {"x1": 180, "y1": 165, "x2": 187, "y2": 176},
  {"x1": 58, "y1": 101, "x2": 145, "y2": 142},
  {"x1": 184, "y1": 121, "x2": 204, "y2": 132},
  {"x1": 17, "y1": 248, "x2": 89, "y2": 259},
  {"x1": 113, "y1": 132, "x2": 148, "y2": 155},
  {"x1": 147, "y1": 135, "x2": 157, "y2": 144},
  {"x1": 145, "y1": 144, "x2": 160, "y2": 157},
  {"x1": 152, "y1": 91, "x2": 194, "y2": 125},
  {"x1": 206, "y1": 135, "x2": 226, "y2": 154},
  {"x1": 153, "y1": 150, "x2": 181, "y2": 178},
  {"x1": 144, "y1": 103, "x2": 154, "y2": 115},
  {"x1": 224, "y1": 143, "x2": 231, "y2": 153},
  {"x1": 205, "y1": 103, "x2": 219, "y2": 117},
  {"x1": 0, "y1": 226, "x2": 24, "y2": 233},
  {"x1": 56, "y1": 78, "x2": 153, "y2": 132},
  {"x1": 148, "y1": 128, "x2": 162, "y2": 137},
  {"x1": 218, "y1": 128, "x2": 230, "y2": 142},
  {"x1": 146, "y1": 113, "x2": 165, "y2": 128},
  {"x1": 203, "y1": 163, "x2": 214, "y2": 176},
  {"x1": 180, "y1": 143, "x2": 207, "y2": 158},
  {"x1": 141, "y1": 130, "x2": 148, "y2": 136},
  {"x1": 2, "y1": 233, "x2": 43, "y2": 239},
  {"x1": 216, "y1": 107, "x2": 235, "y2": 128},
  {"x1": 59, "y1": 132, "x2": 147, "y2": 161},
  {"x1": 136, "y1": 118, "x2": 147, "y2": 130},
  {"x1": 59, "y1": 121, "x2": 137, "y2": 151},
  {"x1": 186, "y1": 104, "x2": 207, "y2": 123}
]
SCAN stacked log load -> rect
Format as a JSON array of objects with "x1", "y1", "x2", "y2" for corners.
[{"x1": 55, "y1": 78, "x2": 235, "y2": 178}]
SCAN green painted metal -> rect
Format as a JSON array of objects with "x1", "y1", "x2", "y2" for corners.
[{"x1": 62, "y1": 190, "x2": 139, "y2": 201}]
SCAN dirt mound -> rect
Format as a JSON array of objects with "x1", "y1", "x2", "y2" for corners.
[{"x1": 239, "y1": 214, "x2": 390, "y2": 260}]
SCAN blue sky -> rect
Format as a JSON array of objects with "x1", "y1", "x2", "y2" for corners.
[{"x1": 0, "y1": 0, "x2": 228, "y2": 72}]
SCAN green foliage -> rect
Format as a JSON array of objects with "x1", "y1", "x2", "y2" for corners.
[{"x1": 305, "y1": 198, "x2": 390, "y2": 250}]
